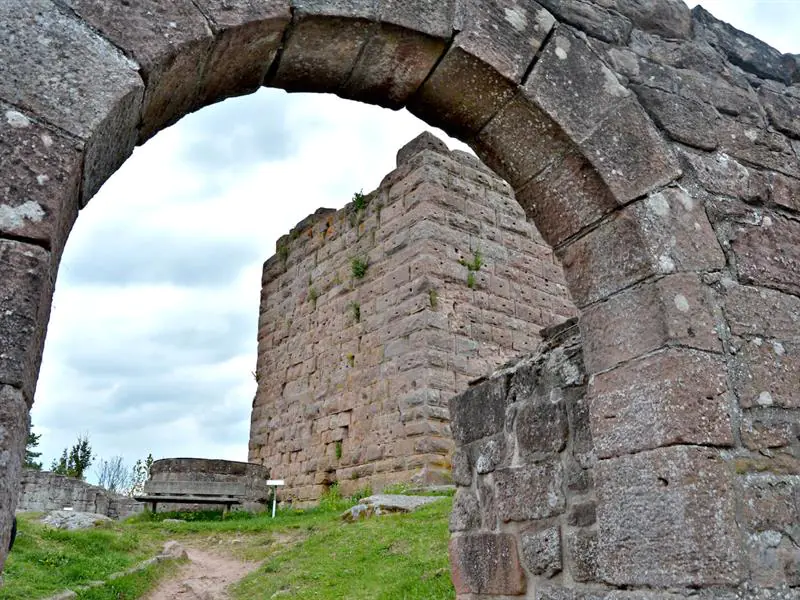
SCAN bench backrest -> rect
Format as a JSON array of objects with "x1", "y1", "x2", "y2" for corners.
[{"x1": 143, "y1": 480, "x2": 248, "y2": 498}]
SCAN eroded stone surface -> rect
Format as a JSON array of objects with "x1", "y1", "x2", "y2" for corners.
[{"x1": 596, "y1": 446, "x2": 742, "y2": 587}]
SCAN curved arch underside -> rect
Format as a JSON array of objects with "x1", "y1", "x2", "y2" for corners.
[{"x1": 0, "y1": 0, "x2": 798, "y2": 594}]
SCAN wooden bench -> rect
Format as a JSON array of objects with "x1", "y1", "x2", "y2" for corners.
[{"x1": 135, "y1": 480, "x2": 247, "y2": 515}]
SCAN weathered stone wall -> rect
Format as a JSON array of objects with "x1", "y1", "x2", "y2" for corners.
[
  {"x1": 17, "y1": 470, "x2": 142, "y2": 519},
  {"x1": 250, "y1": 134, "x2": 575, "y2": 502},
  {"x1": 450, "y1": 317, "x2": 800, "y2": 598}
]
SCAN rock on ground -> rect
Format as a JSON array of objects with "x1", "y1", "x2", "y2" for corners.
[
  {"x1": 41, "y1": 510, "x2": 113, "y2": 530},
  {"x1": 342, "y1": 494, "x2": 444, "y2": 522}
]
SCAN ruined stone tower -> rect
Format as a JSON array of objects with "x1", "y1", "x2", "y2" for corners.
[{"x1": 249, "y1": 133, "x2": 576, "y2": 502}]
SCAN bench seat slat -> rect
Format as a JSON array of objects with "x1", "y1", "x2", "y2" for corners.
[{"x1": 134, "y1": 495, "x2": 242, "y2": 505}]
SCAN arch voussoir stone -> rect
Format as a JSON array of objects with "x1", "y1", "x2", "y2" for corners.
[
  {"x1": 0, "y1": 0, "x2": 144, "y2": 204},
  {"x1": 407, "y1": 0, "x2": 555, "y2": 141}
]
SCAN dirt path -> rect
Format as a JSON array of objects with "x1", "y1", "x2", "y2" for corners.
[{"x1": 143, "y1": 546, "x2": 259, "y2": 600}]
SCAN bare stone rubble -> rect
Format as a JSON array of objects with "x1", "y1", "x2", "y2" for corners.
[
  {"x1": 249, "y1": 133, "x2": 575, "y2": 502},
  {"x1": 40, "y1": 510, "x2": 113, "y2": 530},
  {"x1": 341, "y1": 493, "x2": 444, "y2": 521}
]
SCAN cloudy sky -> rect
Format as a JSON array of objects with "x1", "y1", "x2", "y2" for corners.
[{"x1": 30, "y1": 2, "x2": 798, "y2": 481}]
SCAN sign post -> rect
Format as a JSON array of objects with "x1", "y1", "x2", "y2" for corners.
[{"x1": 267, "y1": 479, "x2": 285, "y2": 518}]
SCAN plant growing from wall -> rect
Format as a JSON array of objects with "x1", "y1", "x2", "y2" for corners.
[
  {"x1": 308, "y1": 286, "x2": 319, "y2": 310},
  {"x1": 352, "y1": 190, "x2": 367, "y2": 212},
  {"x1": 346, "y1": 353, "x2": 355, "y2": 368},
  {"x1": 428, "y1": 289, "x2": 438, "y2": 309},
  {"x1": 351, "y1": 257, "x2": 369, "y2": 280},
  {"x1": 277, "y1": 242, "x2": 289, "y2": 269},
  {"x1": 460, "y1": 248, "x2": 483, "y2": 289},
  {"x1": 335, "y1": 441, "x2": 343, "y2": 460},
  {"x1": 349, "y1": 301, "x2": 361, "y2": 323}
]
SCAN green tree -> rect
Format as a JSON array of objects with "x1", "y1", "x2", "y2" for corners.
[
  {"x1": 24, "y1": 425, "x2": 43, "y2": 470},
  {"x1": 50, "y1": 434, "x2": 94, "y2": 480},
  {"x1": 128, "y1": 453, "x2": 154, "y2": 497}
]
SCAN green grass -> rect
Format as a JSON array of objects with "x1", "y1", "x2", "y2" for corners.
[
  {"x1": 3, "y1": 493, "x2": 455, "y2": 600},
  {"x1": 76, "y1": 559, "x2": 183, "y2": 600},
  {"x1": 0, "y1": 514, "x2": 166, "y2": 600},
  {"x1": 231, "y1": 499, "x2": 454, "y2": 600}
]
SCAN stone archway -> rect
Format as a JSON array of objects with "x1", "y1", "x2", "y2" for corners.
[{"x1": 1, "y1": 0, "x2": 798, "y2": 594}]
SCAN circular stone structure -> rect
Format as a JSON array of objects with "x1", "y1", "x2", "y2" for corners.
[{"x1": 144, "y1": 458, "x2": 272, "y2": 512}]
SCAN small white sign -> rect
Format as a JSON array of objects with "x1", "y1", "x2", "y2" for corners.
[{"x1": 267, "y1": 480, "x2": 285, "y2": 486}]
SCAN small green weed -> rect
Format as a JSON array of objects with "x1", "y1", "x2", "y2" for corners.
[
  {"x1": 349, "y1": 301, "x2": 361, "y2": 323},
  {"x1": 460, "y1": 248, "x2": 482, "y2": 289},
  {"x1": 308, "y1": 287, "x2": 319, "y2": 310},
  {"x1": 352, "y1": 190, "x2": 367, "y2": 212},
  {"x1": 277, "y1": 242, "x2": 289, "y2": 268},
  {"x1": 428, "y1": 289, "x2": 438, "y2": 309},
  {"x1": 351, "y1": 257, "x2": 369, "y2": 280},
  {"x1": 459, "y1": 248, "x2": 483, "y2": 272},
  {"x1": 346, "y1": 353, "x2": 355, "y2": 368},
  {"x1": 335, "y1": 441, "x2": 343, "y2": 460}
]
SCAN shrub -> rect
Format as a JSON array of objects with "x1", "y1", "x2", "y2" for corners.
[{"x1": 351, "y1": 257, "x2": 369, "y2": 280}]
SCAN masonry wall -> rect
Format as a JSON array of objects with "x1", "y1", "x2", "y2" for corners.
[
  {"x1": 249, "y1": 134, "x2": 576, "y2": 502},
  {"x1": 17, "y1": 470, "x2": 142, "y2": 519},
  {"x1": 449, "y1": 317, "x2": 800, "y2": 599}
]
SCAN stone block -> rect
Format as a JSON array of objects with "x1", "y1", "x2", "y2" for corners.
[
  {"x1": 730, "y1": 212, "x2": 800, "y2": 298},
  {"x1": 760, "y1": 88, "x2": 800, "y2": 139},
  {"x1": 633, "y1": 84, "x2": 720, "y2": 150},
  {"x1": 567, "y1": 501, "x2": 596, "y2": 527},
  {"x1": 565, "y1": 527, "x2": 598, "y2": 582},
  {"x1": 589, "y1": 349, "x2": 733, "y2": 458},
  {"x1": 0, "y1": 385, "x2": 29, "y2": 571},
  {"x1": 379, "y1": 0, "x2": 456, "y2": 39},
  {"x1": 581, "y1": 273, "x2": 721, "y2": 373},
  {"x1": 613, "y1": 0, "x2": 691, "y2": 39},
  {"x1": 514, "y1": 146, "x2": 620, "y2": 247},
  {"x1": 449, "y1": 533, "x2": 526, "y2": 596},
  {"x1": 408, "y1": 46, "x2": 516, "y2": 141},
  {"x1": 449, "y1": 375, "x2": 509, "y2": 445},
  {"x1": 457, "y1": 0, "x2": 555, "y2": 83},
  {"x1": 771, "y1": 172, "x2": 800, "y2": 212},
  {"x1": 558, "y1": 212, "x2": 654, "y2": 308},
  {"x1": 194, "y1": 0, "x2": 291, "y2": 106},
  {"x1": 678, "y1": 148, "x2": 769, "y2": 204},
  {"x1": 693, "y1": 6, "x2": 790, "y2": 83},
  {"x1": 738, "y1": 476, "x2": 800, "y2": 534},
  {"x1": 723, "y1": 284, "x2": 800, "y2": 341},
  {"x1": 745, "y1": 530, "x2": 800, "y2": 589},
  {"x1": 520, "y1": 525, "x2": 562, "y2": 578},
  {"x1": 0, "y1": 0, "x2": 144, "y2": 204},
  {"x1": 0, "y1": 105, "x2": 81, "y2": 249},
  {"x1": 60, "y1": 0, "x2": 212, "y2": 141},
  {"x1": 596, "y1": 446, "x2": 742, "y2": 587},
  {"x1": 449, "y1": 488, "x2": 480, "y2": 533},
  {"x1": 717, "y1": 117, "x2": 799, "y2": 179},
  {"x1": 340, "y1": 25, "x2": 447, "y2": 109},
  {"x1": 536, "y1": 0, "x2": 632, "y2": 44},
  {"x1": 494, "y1": 461, "x2": 564, "y2": 522},
  {"x1": 0, "y1": 240, "x2": 51, "y2": 401},
  {"x1": 271, "y1": 15, "x2": 373, "y2": 93},
  {"x1": 731, "y1": 340, "x2": 800, "y2": 409},
  {"x1": 515, "y1": 394, "x2": 568, "y2": 462},
  {"x1": 579, "y1": 96, "x2": 683, "y2": 202},
  {"x1": 526, "y1": 27, "x2": 632, "y2": 141},
  {"x1": 740, "y1": 409, "x2": 800, "y2": 451}
]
